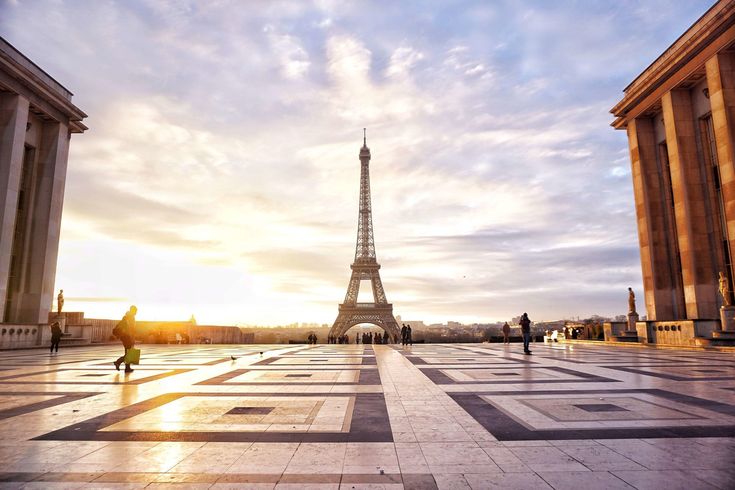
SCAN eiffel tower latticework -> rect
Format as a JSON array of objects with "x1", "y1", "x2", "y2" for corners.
[{"x1": 329, "y1": 131, "x2": 400, "y2": 342}]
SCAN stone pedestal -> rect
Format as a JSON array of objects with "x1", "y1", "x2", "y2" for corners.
[
  {"x1": 627, "y1": 312, "x2": 639, "y2": 333},
  {"x1": 720, "y1": 306, "x2": 735, "y2": 332}
]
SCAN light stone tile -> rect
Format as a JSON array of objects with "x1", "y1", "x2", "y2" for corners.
[
  {"x1": 612, "y1": 470, "x2": 719, "y2": 490},
  {"x1": 463, "y1": 473, "x2": 553, "y2": 489},
  {"x1": 537, "y1": 471, "x2": 635, "y2": 489}
]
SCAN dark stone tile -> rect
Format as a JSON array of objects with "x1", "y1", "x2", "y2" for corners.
[
  {"x1": 34, "y1": 392, "x2": 393, "y2": 443},
  {"x1": 340, "y1": 473, "x2": 402, "y2": 484},
  {"x1": 450, "y1": 390, "x2": 735, "y2": 441},
  {"x1": 418, "y1": 366, "x2": 616, "y2": 385},
  {"x1": 602, "y1": 365, "x2": 735, "y2": 382},
  {"x1": 402, "y1": 474, "x2": 438, "y2": 490},
  {"x1": 226, "y1": 407, "x2": 273, "y2": 415},
  {"x1": 0, "y1": 392, "x2": 101, "y2": 421},
  {"x1": 574, "y1": 403, "x2": 629, "y2": 412},
  {"x1": 0, "y1": 473, "x2": 43, "y2": 482},
  {"x1": 32, "y1": 472, "x2": 102, "y2": 482},
  {"x1": 279, "y1": 474, "x2": 341, "y2": 483},
  {"x1": 0, "y1": 368, "x2": 192, "y2": 385},
  {"x1": 216, "y1": 474, "x2": 280, "y2": 483}
]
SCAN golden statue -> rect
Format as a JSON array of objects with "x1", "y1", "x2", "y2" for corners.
[
  {"x1": 719, "y1": 271, "x2": 731, "y2": 307},
  {"x1": 628, "y1": 287, "x2": 637, "y2": 314},
  {"x1": 57, "y1": 289, "x2": 64, "y2": 314}
]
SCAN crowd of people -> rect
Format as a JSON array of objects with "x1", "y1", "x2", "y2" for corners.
[
  {"x1": 327, "y1": 334, "x2": 349, "y2": 344},
  {"x1": 360, "y1": 331, "x2": 392, "y2": 344},
  {"x1": 317, "y1": 324, "x2": 420, "y2": 346}
]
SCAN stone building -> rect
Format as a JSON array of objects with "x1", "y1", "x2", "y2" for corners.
[
  {"x1": 0, "y1": 37, "x2": 87, "y2": 335},
  {"x1": 611, "y1": 0, "x2": 735, "y2": 345}
]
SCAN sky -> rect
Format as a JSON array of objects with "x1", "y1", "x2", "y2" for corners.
[{"x1": 0, "y1": 0, "x2": 716, "y2": 325}]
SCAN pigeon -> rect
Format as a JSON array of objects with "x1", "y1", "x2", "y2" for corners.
[{"x1": 230, "y1": 356, "x2": 237, "y2": 361}]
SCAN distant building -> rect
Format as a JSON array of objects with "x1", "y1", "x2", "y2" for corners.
[
  {"x1": 611, "y1": 0, "x2": 735, "y2": 345},
  {"x1": 0, "y1": 37, "x2": 87, "y2": 329}
]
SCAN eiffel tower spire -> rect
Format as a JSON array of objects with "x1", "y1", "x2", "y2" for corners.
[
  {"x1": 330, "y1": 132, "x2": 400, "y2": 342},
  {"x1": 355, "y1": 129, "x2": 376, "y2": 262}
]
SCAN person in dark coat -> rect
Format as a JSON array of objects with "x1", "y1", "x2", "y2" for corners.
[
  {"x1": 401, "y1": 324, "x2": 407, "y2": 346},
  {"x1": 406, "y1": 325, "x2": 413, "y2": 346},
  {"x1": 114, "y1": 305, "x2": 137, "y2": 372},
  {"x1": 520, "y1": 313, "x2": 532, "y2": 355},
  {"x1": 50, "y1": 321, "x2": 63, "y2": 353}
]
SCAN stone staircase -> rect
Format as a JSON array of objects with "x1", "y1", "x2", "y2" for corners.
[
  {"x1": 609, "y1": 330, "x2": 639, "y2": 342},
  {"x1": 58, "y1": 332, "x2": 90, "y2": 346}
]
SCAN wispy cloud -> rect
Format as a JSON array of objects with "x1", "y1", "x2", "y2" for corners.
[{"x1": 0, "y1": 0, "x2": 714, "y2": 323}]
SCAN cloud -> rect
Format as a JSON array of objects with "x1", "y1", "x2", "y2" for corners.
[
  {"x1": 0, "y1": 0, "x2": 715, "y2": 324},
  {"x1": 265, "y1": 25, "x2": 310, "y2": 79}
]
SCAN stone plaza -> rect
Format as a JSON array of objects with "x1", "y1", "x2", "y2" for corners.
[{"x1": 0, "y1": 342, "x2": 733, "y2": 489}]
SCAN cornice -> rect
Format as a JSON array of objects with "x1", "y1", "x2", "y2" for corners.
[
  {"x1": 610, "y1": 0, "x2": 735, "y2": 128},
  {"x1": 0, "y1": 37, "x2": 87, "y2": 133}
]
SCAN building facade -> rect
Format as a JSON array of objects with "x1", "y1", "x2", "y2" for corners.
[
  {"x1": 611, "y1": 0, "x2": 735, "y2": 345},
  {"x1": 0, "y1": 37, "x2": 86, "y2": 329}
]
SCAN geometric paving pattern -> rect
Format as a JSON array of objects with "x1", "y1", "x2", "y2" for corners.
[{"x1": 0, "y1": 342, "x2": 734, "y2": 489}]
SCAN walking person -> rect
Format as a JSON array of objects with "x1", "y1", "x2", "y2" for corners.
[
  {"x1": 50, "y1": 321, "x2": 62, "y2": 353},
  {"x1": 401, "y1": 324, "x2": 407, "y2": 346},
  {"x1": 520, "y1": 313, "x2": 532, "y2": 355},
  {"x1": 502, "y1": 322, "x2": 510, "y2": 345},
  {"x1": 113, "y1": 305, "x2": 138, "y2": 372},
  {"x1": 406, "y1": 324, "x2": 413, "y2": 346}
]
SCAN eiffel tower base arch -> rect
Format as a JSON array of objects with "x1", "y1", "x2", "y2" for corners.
[{"x1": 329, "y1": 304, "x2": 401, "y2": 342}]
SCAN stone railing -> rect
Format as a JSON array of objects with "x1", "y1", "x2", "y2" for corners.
[
  {"x1": 0, "y1": 324, "x2": 43, "y2": 349},
  {"x1": 635, "y1": 319, "x2": 720, "y2": 345}
]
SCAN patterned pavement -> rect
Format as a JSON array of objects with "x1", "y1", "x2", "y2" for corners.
[{"x1": 0, "y1": 342, "x2": 733, "y2": 489}]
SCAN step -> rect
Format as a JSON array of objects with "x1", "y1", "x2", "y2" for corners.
[
  {"x1": 609, "y1": 335, "x2": 639, "y2": 342},
  {"x1": 58, "y1": 337, "x2": 90, "y2": 346}
]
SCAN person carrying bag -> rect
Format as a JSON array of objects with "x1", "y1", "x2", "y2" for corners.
[{"x1": 113, "y1": 305, "x2": 138, "y2": 372}]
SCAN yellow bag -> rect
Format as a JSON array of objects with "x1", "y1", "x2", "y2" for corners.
[{"x1": 123, "y1": 348, "x2": 140, "y2": 365}]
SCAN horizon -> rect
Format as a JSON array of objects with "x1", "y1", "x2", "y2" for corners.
[{"x1": 0, "y1": 0, "x2": 714, "y2": 325}]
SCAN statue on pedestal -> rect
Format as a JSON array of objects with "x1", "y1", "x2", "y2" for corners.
[
  {"x1": 57, "y1": 289, "x2": 64, "y2": 315},
  {"x1": 719, "y1": 271, "x2": 731, "y2": 307},
  {"x1": 628, "y1": 287, "x2": 637, "y2": 314}
]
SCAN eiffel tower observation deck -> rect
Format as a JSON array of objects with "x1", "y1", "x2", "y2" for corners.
[{"x1": 329, "y1": 131, "x2": 400, "y2": 342}]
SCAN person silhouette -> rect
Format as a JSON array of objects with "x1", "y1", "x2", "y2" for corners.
[
  {"x1": 502, "y1": 322, "x2": 510, "y2": 344},
  {"x1": 520, "y1": 313, "x2": 532, "y2": 355},
  {"x1": 50, "y1": 321, "x2": 62, "y2": 353},
  {"x1": 113, "y1": 305, "x2": 137, "y2": 372}
]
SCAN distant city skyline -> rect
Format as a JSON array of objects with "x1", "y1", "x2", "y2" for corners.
[{"x1": 0, "y1": 0, "x2": 715, "y2": 325}]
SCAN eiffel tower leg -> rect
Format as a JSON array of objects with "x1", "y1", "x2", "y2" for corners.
[
  {"x1": 378, "y1": 314, "x2": 400, "y2": 342},
  {"x1": 344, "y1": 271, "x2": 361, "y2": 304},
  {"x1": 329, "y1": 312, "x2": 351, "y2": 339}
]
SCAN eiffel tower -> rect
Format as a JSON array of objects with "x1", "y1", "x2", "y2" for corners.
[{"x1": 329, "y1": 130, "x2": 400, "y2": 342}]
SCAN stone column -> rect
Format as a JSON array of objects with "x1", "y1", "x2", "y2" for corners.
[
  {"x1": 627, "y1": 117, "x2": 682, "y2": 320},
  {"x1": 662, "y1": 89, "x2": 719, "y2": 320},
  {"x1": 14, "y1": 121, "x2": 70, "y2": 324},
  {"x1": 0, "y1": 93, "x2": 29, "y2": 321},
  {"x1": 707, "y1": 52, "x2": 735, "y2": 332}
]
